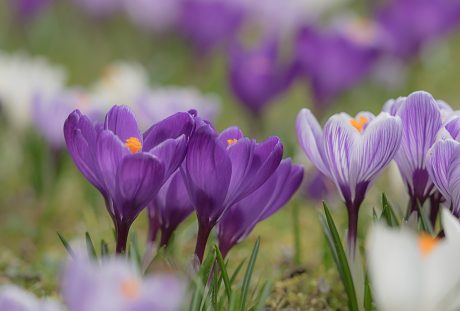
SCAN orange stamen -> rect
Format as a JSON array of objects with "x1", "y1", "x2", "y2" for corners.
[
  {"x1": 418, "y1": 233, "x2": 439, "y2": 256},
  {"x1": 350, "y1": 116, "x2": 368, "y2": 133},
  {"x1": 125, "y1": 137, "x2": 142, "y2": 154},
  {"x1": 120, "y1": 278, "x2": 140, "y2": 300},
  {"x1": 227, "y1": 139, "x2": 238, "y2": 145}
]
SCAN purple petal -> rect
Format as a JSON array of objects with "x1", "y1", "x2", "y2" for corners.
[
  {"x1": 225, "y1": 138, "x2": 255, "y2": 202},
  {"x1": 296, "y1": 108, "x2": 330, "y2": 177},
  {"x1": 104, "y1": 105, "x2": 142, "y2": 144},
  {"x1": 445, "y1": 117, "x2": 460, "y2": 140},
  {"x1": 394, "y1": 91, "x2": 442, "y2": 197},
  {"x1": 217, "y1": 126, "x2": 245, "y2": 145},
  {"x1": 350, "y1": 113, "x2": 402, "y2": 187},
  {"x1": 116, "y1": 153, "x2": 165, "y2": 219},
  {"x1": 183, "y1": 126, "x2": 232, "y2": 225},
  {"x1": 143, "y1": 111, "x2": 195, "y2": 151},
  {"x1": 426, "y1": 139, "x2": 459, "y2": 209},
  {"x1": 64, "y1": 110, "x2": 104, "y2": 192},
  {"x1": 149, "y1": 135, "x2": 188, "y2": 178}
]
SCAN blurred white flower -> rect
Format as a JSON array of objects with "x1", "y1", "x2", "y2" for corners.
[
  {"x1": 0, "y1": 51, "x2": 66, "y2": 130},
  {"x1": 367, "y1": 209, "x2": 460, "y2": 311},
  {"x1": 135, "y1": 86, "x2": 220, "y2": 130},
  {"x1": 92, "y1": 61, "x2": 149, "y2": 108},
  {"x1": 0, "y1": 285, "x2": 64, "y2": 311}
]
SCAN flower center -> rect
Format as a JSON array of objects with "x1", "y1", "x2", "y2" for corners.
[
  {"x1": 120, "y1": 278, "x2": 140, "y2": 300},
  {"x1": 227, "y1": 139, "x2": 238, "y2": 145},
  {"x1": 418, "y1": 233, "x2": 439, "y2": 256},
  {"x1": 350, "y1": 116, "x2": 368, "y2": 133},
  {"x1": 125, "y1": 137, "x2": 142, "y2": 154}
]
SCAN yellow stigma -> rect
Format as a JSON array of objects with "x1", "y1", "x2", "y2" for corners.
[
  {"x1": 120, "y1": 278, "x2": 140, "y2": 300},
  {"x1": 418, "y1": 233, "x2": 439, "y2": 256},
  {"x1": 350, "y1": 116, "x2": 368, "y2": 133},
  {"x1": 125, "y1": 137, "x2": 142, "y2": 154},
  {"x1": 227, "y1": 139, "x2": 238, "y2": 145}
]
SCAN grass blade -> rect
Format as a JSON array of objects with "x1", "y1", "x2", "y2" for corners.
[
  {"x1": 364, "y1": 274, "x2": 373, "y2": 311},
  {"x1": 418, "y1": 203, "x2": 434, "y2": 235},
  {"x1": 255, "y1": 281, "x2": 272, "y2": 311},
  {"x1": 381, "y1": 193, "x2": 400, "y2": 227},
  {"x1": 240, "y1": 237, "x2": 260, "y2": 310},
  {"x1": 57, "y1": 232, "x2": 74, "y2": 257},
  {"x1": 230, "y1": 259, "x2": 246, "y2": 285},
  {"x1": 322, "y1": 202, "x2": 359, "y2": 311},
  {"x1": 100, "y1": 239, "x2": 109, "y2": 257},
  {"x1": 215, "y1": 245, "x2": 232, "y2": 302},
  {"x1": 85, "y1": 232, "x2": 97, "y2": 258}
]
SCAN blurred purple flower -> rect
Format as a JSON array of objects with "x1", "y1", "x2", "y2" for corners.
[
  {"x1": 375, "y1": 0, "x2": 460, "y2": 58},
  {"x1": 64, "y1": 106, "x2": 194, "y2": 253},
  {"x1": 72, "y1": 0, "x2": 122, "y2": 16},
  {"x1": 148, "y1": 169, "x2": 194, "y2": 247},
  {"x1": 178, "y1": 0, "x2": 246, "y2": 53},
  {"x1": 0, "y1": 285, "x2": 63, "y2": 311},
  {"x1": 217, "y1": 159, "x2": 303, "y2": 257},
  {"x1": 182, "y1": 123, "x2": 283, "y2": 263},
  {"x1": 10, "y1": 0, "x2": 50, "y2": 20},
  {"x1": 123, "y1": 0, "x2": 181, "y2": 33},
  {"x1": 33, "y1": 90, "x2": 102, "y2": 150},
  {"x1": 302, "y1": 168, "x2": 335, "y2": 202},
  {"x1": 295, "y1": 26, "x2": 379, "y2": 108},
  {"x1": 61, "y1": 254, "x2": 185, "y2": 311},
  {"x1": 383, "y1": 91, "x2": 451, "y2": 214},
  {"x1": 229, "y1": 37, "x2": 296, "y2": 116},
  {"x1": 296, "y1": 108, "x2": 402, "y2": 254}
]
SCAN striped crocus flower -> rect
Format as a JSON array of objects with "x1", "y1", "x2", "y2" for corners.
[{"x1": 296, "y1": 108, "x2": 402, "y2": 254}]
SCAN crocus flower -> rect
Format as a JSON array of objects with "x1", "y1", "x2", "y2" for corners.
[
  {"x1": 182, "y1": 124, "x2": 283, "y2": 263},
  {"x1": 64, "y1": 105, "x2": 194, "y2": 253},
  {"x1": 296, "y1": 108, "x2": 402, "y2": 254},
  {"x1": 295, "y1": 26, "x2": 379, "y2": 108},
  {"x1": 375, "y1": 0, "x2": 460, "y2": 58},
  {"x1": 0, "y1": 285, "x2": 63, "y2": 311},
  {"x1": 0, "y1": 50, "x2": 66, "y2": 130},
  {"x1": 217, "y1": 159, "x2": 303, "y2": 257},
  {"x1": 61, "y1": 254, "x2": 185, "y2": 311},
  {"x1": 71, "y1": 0, "x2": 122, "y2": 16},
  {"x1": 178, "y1": 0, "x2": 246, "y2": 53},
  {"x1": 367, "y1": 209, "x2": 460, "y2": 311},
  {"x1": 228, "y1": 37, "x2": 295, "y2": 116},
  {"x1": 148, "y1": 169, "x2": 194, "y2": 247},
  {"x1": 9, "y1": 0, "x2": 50, "y2": 21},
  {"x1": 135, "y1": 86, "x2": 220, "y2": 130},
  {"x1": 383, "y1": 91, "x2": 450, "y2": 214}
]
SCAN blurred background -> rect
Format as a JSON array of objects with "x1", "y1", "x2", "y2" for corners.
[{"x1": 1, "y1": 0, "x2": 460, "y2": 306}]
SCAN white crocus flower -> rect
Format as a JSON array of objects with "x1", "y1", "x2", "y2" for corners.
[
  {"x1": 0, "y1": 285, "x2": 64, "y2": 311},
  {"x1": 367, "y1": 209, "x2": 460, "y2": 311},
  {"x1": 91, "y1": 61, "x2": 149, "y2": 108},
  {"x1": 0, "y1": 51, "x2": 66, "y2": 130}
]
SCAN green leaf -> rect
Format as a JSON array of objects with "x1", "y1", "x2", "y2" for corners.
[
  {"x1": 381, "y1": 193, "x2": 400, "y2": 227},
  {"x1": 255, "y1": 281, "x2": 272, "y2": 311},
  {"x1": 57, "y1": 232, "x2": 74, "y2": 257},
  {"x1": 418, "y1": 203, "x2": 434, "y2": 235},
  {"x1": 100, "y1": 239, "x2": 109, "y2": 257},
  {"x1": 364, "y1": 274, "x2": 373, "y2": 311},
  {"x1": 215, "y1": 245, "x2": 232, "y2": 302},
  {"x1": 240, "y1": 237, "x2": 260, "y2": 310},
  {"x1": 85, "y1": 232, "x2": 97, "y2": 258},
  {"x1": 321, "y1": 202, "x2": 359, "y2": 311}
]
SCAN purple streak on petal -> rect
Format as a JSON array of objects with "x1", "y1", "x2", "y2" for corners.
[
  {"x1": 296, "y1": 108, "x2": 330, "y2": 177},
  {"x1": 104, "y1": 105, "x2": 142, "y2": 144}
]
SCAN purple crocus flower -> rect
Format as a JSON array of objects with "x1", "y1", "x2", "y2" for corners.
[
  {"x1": 295, "y1": 26, "x2": 379, "y2": 108},
  {"x1": 182, "y1": 123, "x2": 283, "y2": 263},
  {"x1": 123, "y1": 0, "x2": 181, "y2": 33},
  {"x1": 229, "y1": 37, "x2": 296, "y2": 116},
  {"x1": 383, "y1": 91, "x2": 451, "y2": 214},
  {"x1": 0, "y1": 285, "x2": 63, "y2": 311},
  {"x1": 296, "y1": 108, "x2": 402, "y2": 254},
  {"x1": 61, "y1": 254, "x2": 185, "y2": 311},
  {"x1": 375, "y1": 0, "x2": 460, "y2": 58},
  {"x1": 71, "y1": 0, "x2": 121, "y2": 17},
  {"x1": 9, "y1": 0, "x2": 50, "y2": 21},
  {"x1": 64, "y1": 106, "x2": 194, "y2": 253},
  {"x1": 217, "y1": 159, "x2": 303, "y2": 257},
  {"x1": 178, "y1": 0, "x2": 246, "y2": 53},
  {"x1": 148, "y1": 169, "x2": 194, "y2": 247}
]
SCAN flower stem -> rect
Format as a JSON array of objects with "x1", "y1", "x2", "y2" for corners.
[
  {"x1": 347, "y1": 207, "x2": 359, "y2": 260},
  {"x1": 116, "y1": 221, "x2": 130, "y2": 254},
  {"x1": 194, "y1": 223, "x2": 212, "y2": 265}
]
